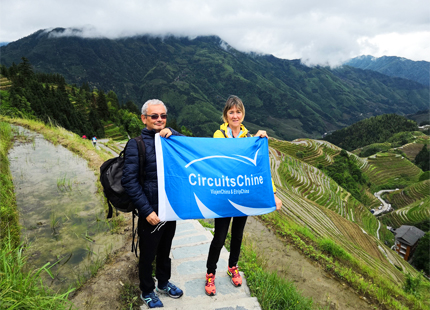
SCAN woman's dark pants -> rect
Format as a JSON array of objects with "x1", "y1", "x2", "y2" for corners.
[{"x1": 206, "y1": 216, "x2": 248, "y2": 275}]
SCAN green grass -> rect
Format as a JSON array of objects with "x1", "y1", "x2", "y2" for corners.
[
  {"x1": 317, "y1": 238, "x2": 352, "y2": 262},
  {"x1": 119, "y1": 282, "x2": 140, "y2": 310},
  {"x1": 0, "y1": 230, "x2": 74, "y2": 309},
  {"x1": 240, "y1": 243, "x2": 318, "y2": 310},
  {"x1": 0, "y1": 121, "x2": 19, "y2": 246}
]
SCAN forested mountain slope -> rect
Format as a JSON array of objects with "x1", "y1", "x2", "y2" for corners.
[
  {"x1": 345, "y1": 55, "x2": 430, "y2": 86},
  {"x1": 1, "y1": 28, "x2": 428, "y2": 139},
  {"x1": 323, "y1": 114, "x2": 418, "y2": 150}
]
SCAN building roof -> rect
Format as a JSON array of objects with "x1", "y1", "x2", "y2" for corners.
[{"x1": 395, "y1": 225, "x2": 426, "y2": 246}]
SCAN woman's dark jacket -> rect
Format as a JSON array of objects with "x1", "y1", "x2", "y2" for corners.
[{"x1": 121, "y1": 127, "x2": 181, "y2": 218}]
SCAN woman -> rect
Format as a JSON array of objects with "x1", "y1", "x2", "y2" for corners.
[{"x1": 205, "y1": 95, "x2": 282, "y2": 296}]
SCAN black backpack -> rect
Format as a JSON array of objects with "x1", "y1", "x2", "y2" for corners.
[{"x1": 100, "y1": 136, "x2": 146, "y2": 219}]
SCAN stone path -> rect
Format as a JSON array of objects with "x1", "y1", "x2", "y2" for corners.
[{"x1": 142, "y1": 220, "x2": 261, "y2": 310}]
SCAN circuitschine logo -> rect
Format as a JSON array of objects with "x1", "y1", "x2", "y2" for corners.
[{"x1": 185, "y1": 148, "x2": 265, "y2": 188}]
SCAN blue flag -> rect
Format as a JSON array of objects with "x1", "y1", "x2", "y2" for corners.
[{"x1": 155, "y1": 134, "x2": 276, "y2": 221}]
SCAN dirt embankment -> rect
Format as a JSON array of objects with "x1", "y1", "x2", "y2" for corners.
[{"x1": 243, "y1": 217, "x2": 376, "y2": 310}]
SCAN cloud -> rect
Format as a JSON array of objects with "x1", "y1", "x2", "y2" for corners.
[{"x1": 1, "y1": 0, "x2": 429, "y2": 65}]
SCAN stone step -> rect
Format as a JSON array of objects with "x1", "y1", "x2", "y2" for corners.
[{"x1": 141, "y1": 296, "x2": 261, "y2": 310}]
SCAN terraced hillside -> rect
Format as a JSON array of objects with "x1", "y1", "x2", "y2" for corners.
[
  {"x1": 275, "y1": 152, "x2": 382, "y2": 235},
  {"x1": 270, "y1": 138, "x2": 379, "y2": 208},
  {"x1": 103, "y1": 123, "x2": 128, "y2": 140},
  {"x1": 399, "y1": 142, "x2": 430, "y2": 164},
  {"x1": 269, "y1": 147, "x2": 419, "y2": 288},
  {"x1": 364, "y1": 152, "x2": 423, "y2": 190},
  {"x1": 384, "y1": 180, "x2": 430, "y2": 209},
  {"x1": 0, "y1": 74, "x2": 11, "y2": 90},
  {"x1": 379, "y1": 196, "x2": 430, "y2": 228},
  {"x1": 270, "y1": 139, "x2": 341, "y2": 167}
]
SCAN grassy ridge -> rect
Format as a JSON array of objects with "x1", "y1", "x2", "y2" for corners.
[
  {"x1": 0, "y1": 121, "x2": 74, "y2": 309},
  {"x1": 0, "y1": 122, "x2": 19, "y2": 245}
]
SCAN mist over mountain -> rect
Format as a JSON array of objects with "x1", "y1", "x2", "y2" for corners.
[
  {"x1": 345, "y1": 55, "x2": 430, "y2": 86},
  {"x1": 1, "y1": 28, "x2": 428, "y2": 139}
]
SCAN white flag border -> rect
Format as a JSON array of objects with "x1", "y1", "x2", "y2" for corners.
[
  {"x1": 155, "y1": 134, "x2": 182, "y2": 221},
  {"x1": 155, "y1": 134, "x2": 166, "y2": 220}
]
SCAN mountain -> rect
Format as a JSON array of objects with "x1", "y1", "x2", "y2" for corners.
[
  {"x1": 345, "y1": 55, "x2": 430, "y2": 86},
  {"x1": 1, "y1": 28, "x2": 428, "y2": 139},
  {"x1": 0, "y1": 42, "x2": 9, "y2": 47}
]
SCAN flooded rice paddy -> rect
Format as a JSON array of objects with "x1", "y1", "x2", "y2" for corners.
[{"x1": 8, "y1": 126, "x2": 122, "y2": 292}]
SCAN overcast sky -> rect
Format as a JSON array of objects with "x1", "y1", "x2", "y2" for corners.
[{"x1": 1, "y1": 0, "x2": 429, "y2": 66}]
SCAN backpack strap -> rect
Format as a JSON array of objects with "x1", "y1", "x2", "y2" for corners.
[
  {"x1": 134, "y1": 135, "x2": 146, "y2": 185},
  {"x1": 219, "y1": 129, "x2": 228, "y2": 138},
  {"x1": 132, "y1": 135, "x2": 146, "y2": 258},
  {"x1": 131, "y1": 210, "x2": 139, "y2": 257}
]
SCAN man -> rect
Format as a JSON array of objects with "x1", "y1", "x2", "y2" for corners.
[{"x1": 122, "y1": 99, "x2": 183, "y2": 308}]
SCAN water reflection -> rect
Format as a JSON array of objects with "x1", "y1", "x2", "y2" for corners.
[{"x1": 8, "y1": 126, "x2": 122, "y2": 291}]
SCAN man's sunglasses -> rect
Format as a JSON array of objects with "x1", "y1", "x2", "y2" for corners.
[{"x1": 145, "y1": 114, "x2": 167, "y2": 120}]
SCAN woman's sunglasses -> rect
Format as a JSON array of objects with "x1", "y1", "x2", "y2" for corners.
[{"x1": 145, "y1": 114, "x2": 167, "y2": 120}]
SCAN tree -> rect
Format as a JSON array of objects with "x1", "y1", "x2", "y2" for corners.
[
  {"x1": 18, "y1": 57, "x2": 34, "y2": 80},
  {"x1": 123, "y1": 100, "x2": 140, "y2": 115},
  {"x1": 107, "y1": 90, "x2": 119, "y2": 110},
  {"x1": 96, "y1": 89, "x2": 109, "y2": 120},
  {"x1": 80, "y1": 81, "x2": 91, "y2": 93},
  {"x1": 415, "y1": 144, "x2": 429, "y2": 171},
  {"x1": 412, "y1": 232, "x2": 430, "y2": 275}
]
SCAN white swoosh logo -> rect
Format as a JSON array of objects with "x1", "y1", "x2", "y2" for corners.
[
  {"x1": 194, "y1": 193, "x2": 220, "y2": 218},
  {"x1": 185, "y1": 149, "x2": 260, "y2": 168},
  {"x1": 228, "y1": 199, "x2": 275, "y2": 214}
]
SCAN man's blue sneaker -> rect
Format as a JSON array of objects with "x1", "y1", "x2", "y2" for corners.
[
  {"x1": 140, "y1": 291, "x2": 163, "y2": 308},
  {"x1": 157, "y1": 282, "x2": 183, "y2": 299}
]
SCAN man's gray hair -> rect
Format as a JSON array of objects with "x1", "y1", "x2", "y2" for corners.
[{"x1": 141, "y1": 99, "x2": 168, "y2": 115}]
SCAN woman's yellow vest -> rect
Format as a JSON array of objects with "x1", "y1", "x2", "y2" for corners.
[{"x1": 214, "y1": 122, "x2": 276, "y2": 193}]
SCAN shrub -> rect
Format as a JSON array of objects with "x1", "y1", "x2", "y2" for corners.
[
  {"x1": 317, "y1": 238, "x2": 352, "y2": 262},
  {"x1": 419, "y1": 171, "x2": 430, "y2": 181},
  {"x1": 296, "y1": 151, "x2": 304, "y2": 158}
]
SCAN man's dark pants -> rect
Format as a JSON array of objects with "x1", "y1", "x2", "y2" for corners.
[{"x1": 138, "y1": 218, "x2": 176, "y2": 294}]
